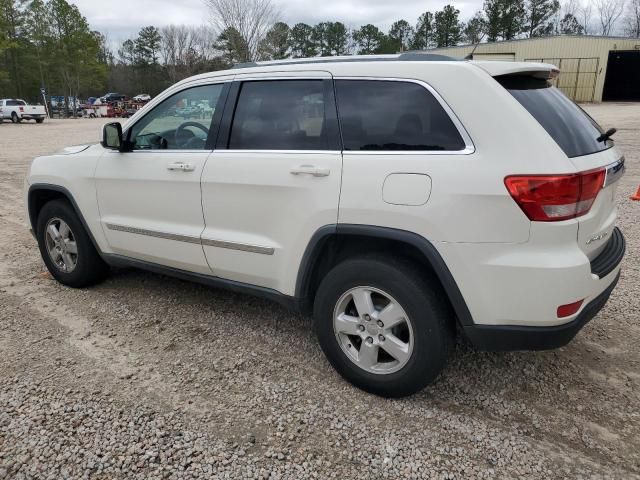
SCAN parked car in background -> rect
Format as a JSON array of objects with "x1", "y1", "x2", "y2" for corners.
[
  {"x1": 24, "y1": 54, "x2": 626, "y2": 397},
  {"x1": 175, "y1": 104, "x2": 203, "y2": 119},
  {"x1": 101, "y1": 93, "x2": 127, "y2": 103},
  {"x1": 50, "y1": 96, "x2": 80, "y2": 110},
  {"x1": 133, "y1": 94, "x2": 151, "y2": 102},
  {"x1": 0, "y1": 99, "x2": 46, "y2": 123}
]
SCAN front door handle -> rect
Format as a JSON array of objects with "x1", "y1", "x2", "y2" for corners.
[
  {"x1": 167, "y1": 162, "x2": 195, "y2": 172},
  {"x1": 290, "y1": 165, "x2": 330, "y2": 177}
]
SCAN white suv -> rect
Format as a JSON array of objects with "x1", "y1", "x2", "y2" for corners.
[{"x1": 25, "y1": 54, "x2": 625, "y2": 397}]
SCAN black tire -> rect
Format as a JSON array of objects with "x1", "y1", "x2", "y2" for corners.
[
  {"x1": 313, "y1": 256, "x2": 454, "y2": 398},
  {"x1": 36, "y1": 118, "x2": 44, "y2": 123},
  {"x1": 36, "y1": 199, "x2": 109, "y2": 288},
  {"x1": 11, "y1": 112, "x2": 21, "y2": 123}
]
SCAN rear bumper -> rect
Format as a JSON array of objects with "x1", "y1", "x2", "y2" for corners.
[
  {"x1": 463, "y1": 271, "x2": 620, "y2": 351},
  {"x1": 590, "y1": 227, "x2": 625, "y2": 278}
]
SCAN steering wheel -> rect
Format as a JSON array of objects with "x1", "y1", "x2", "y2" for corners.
[{"x1": 175, "y1": 121, "x2": 209, "y2": 148}]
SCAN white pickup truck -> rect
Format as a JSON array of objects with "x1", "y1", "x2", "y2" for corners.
[{"x1": 0, "y1": 99, "x2": 46, "y2": 123}]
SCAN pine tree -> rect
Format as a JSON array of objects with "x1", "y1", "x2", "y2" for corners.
[
  {"x1": 215, "y1": 27, "x2": 250, "y2": 64},
  {"x1": 525, "y1": 0, "x2": 560, "y2": 37},
  {"x1": 464, "y1": 11, "x2": 486, "y2": 44},
  {"x1": 353, "y1": 24, "x2": 384, "y2": 54},
  {"x1": 434, "y1": 5, "x2": 463, "y2": 47},
  {"x1": 259, "y1": 22, "x2": 290, "y2": 60},
  {"x1": 135, "y1": 26, "x2": 162, "y2": 65},
  {"x1": 484, "y1": 0, "x2": 526, "y2": 41},
  {"x1": 0, "y1": 0, "x2": 28, "y2": 96},
  {"x1": 290, "y1": 23, "x2": 316, "y2": 58},
  {"x1": 388, "y1": 19, "x2": 414, "y2": 52},
  {"x1": 559, "y1": 13, "x2": 584, "y2": 33},
  {"x1": 326, "y1": 22, "x2": 349, "y2": 55},
  {"x1": 412, "y1": 12, "x2": 435, "y2": 49},
  {"x1": 312, "y1": 22, "x2": 331, "y2": 56}
]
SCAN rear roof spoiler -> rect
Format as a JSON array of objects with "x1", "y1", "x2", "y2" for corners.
[{"x1": 470, "y1": 61, "x2": 560, "y2": 79}]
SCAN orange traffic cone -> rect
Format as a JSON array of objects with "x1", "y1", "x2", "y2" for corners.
[{"x1": 631, "y1": 186, "x2": 640, "y2": 201}]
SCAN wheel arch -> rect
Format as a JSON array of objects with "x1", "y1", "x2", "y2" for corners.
[
  {"x1": 28, "y1": 184, "x2": 102, "y2": 254},
  {"x1": 295, "y1": 224, "x2": 474, "y2": 326}
]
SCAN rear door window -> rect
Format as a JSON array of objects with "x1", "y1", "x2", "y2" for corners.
[
  {"x1": 334, "y1": 80, "x2": 466, "y2": 151},
  {"x1": 496, "y1": 75, "x2": 611, "y2": 158},
  {"x1": 229, "y1": 80, "x2": 331, "y2": 150}
]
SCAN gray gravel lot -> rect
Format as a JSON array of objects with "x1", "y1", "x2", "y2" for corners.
[{"x1": 0, "y1": 105, "x2": 639, "y2": 479}]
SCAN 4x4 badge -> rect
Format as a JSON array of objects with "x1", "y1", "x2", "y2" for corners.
[{"x1": 586, "y1": 231, "x2": 609, "y2": 245}]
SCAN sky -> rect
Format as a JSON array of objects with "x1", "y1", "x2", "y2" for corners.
[{"x1": 69, "y1": 0, "x2": 483, "y2": 42}]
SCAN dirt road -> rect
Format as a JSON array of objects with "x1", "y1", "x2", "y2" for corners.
[{"x1": 1, "y1": 108, "x2": 639, "y2": 479}]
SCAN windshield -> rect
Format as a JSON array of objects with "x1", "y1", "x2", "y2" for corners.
[{"x1": 496, "y1": 75, "x2": 612, "y2": 158}]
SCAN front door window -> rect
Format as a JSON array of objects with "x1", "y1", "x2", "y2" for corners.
[{"x1": 128, "y1": 84, "x2": 224, "y2": 150}]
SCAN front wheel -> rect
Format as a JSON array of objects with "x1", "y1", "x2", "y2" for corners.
[
  {"x1": 314, "y1": 257, "x2": 454, "y2": 398},
  {"x1": 11, "y1": 112, "x2": 21, "y2": 123},
  {"x1": 36, "y1": 199, "x2": 109, "y2": 287}
]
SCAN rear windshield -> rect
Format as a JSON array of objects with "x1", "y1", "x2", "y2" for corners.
[
  {"x1": 496, "y1": 75, "x2": 612, "y2": 158},
  {"x1": 7, "y1": 100, "x2": 26, "y2": 106}
]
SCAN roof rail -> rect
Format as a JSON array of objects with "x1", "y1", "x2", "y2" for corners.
[
  {"x1": 231, "y1": 53, "x2": 460, "y2": 69},
  {"x1": 396, "y1": 52, "x2": 460, "y2": 61},
  {"x1": 232, "y1": 62, "x2": 259, "y2": 69}
]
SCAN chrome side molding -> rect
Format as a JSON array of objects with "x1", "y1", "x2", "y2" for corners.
[
  {"x1": 105, "y1": 223, "x2": 201, "y2": 244},
  {"x1": 105, "y1": 223, "x2": 274, "y2": 255},
  {"x1": 201, "y1": 238, "x2": 274, "y2": 255}
]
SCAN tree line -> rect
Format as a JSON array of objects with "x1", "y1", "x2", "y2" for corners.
[
  {"x1": 211, "y1": 0, "x2": 639, "y2": 63},
  {"x1": 0, "y1": 0, "x2": 107, "y2": 102},
  {"x1": 1, "y1": 0, "x2": 639, "y2": 103}
]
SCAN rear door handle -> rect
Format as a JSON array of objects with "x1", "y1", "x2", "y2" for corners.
[
  {"x1": 167, "y1": 162, "x2": 195, "y2": 172},
  {"x1": 290, "y1": 165, "x2": 330, "y2": 177}
]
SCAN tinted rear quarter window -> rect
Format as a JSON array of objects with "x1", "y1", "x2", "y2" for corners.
[
  {"x1": 497, "y1": 75, "x2": 611, "y2": 158},
  {"x1": 229, "y1": 80, "x2": 330, "y2": 150},
  {"x1": 334, "y1": 80, "x2": 466, "y2": 151}
]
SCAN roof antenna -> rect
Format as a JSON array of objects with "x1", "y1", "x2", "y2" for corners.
[{"x1": 464, "y1": 33, "x2": 486, "y2": 60}]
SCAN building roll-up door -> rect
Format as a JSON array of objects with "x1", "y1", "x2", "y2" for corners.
[{"x1": 603, "y1": 51, "x2": 640, "y2": 101}]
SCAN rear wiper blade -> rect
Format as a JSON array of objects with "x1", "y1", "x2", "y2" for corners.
[{"x1": 597, "y1": 128, "x2": 616, "y2": 143}]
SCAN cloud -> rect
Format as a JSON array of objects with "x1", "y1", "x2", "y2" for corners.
[
  {"x1": 70, "y1": 0, "x2": 483, "y2": 39},
  {"x1": 70, "y1": 0, "x2": 208, "y2": 40},
  {"x1": 274, "y1": 0, "x2": 481, "y2": 30}
]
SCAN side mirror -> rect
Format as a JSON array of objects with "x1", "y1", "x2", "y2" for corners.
[{"x1": 101, "y1": 122, "x2": 123, "y2": 150}]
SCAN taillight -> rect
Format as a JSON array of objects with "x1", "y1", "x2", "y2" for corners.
[
  {"x1": 19, "y1": 106, "x2": 24, "y2": 112},
  {"x1": 504, "y1": 169, "x2": 605, "y2": 222}
]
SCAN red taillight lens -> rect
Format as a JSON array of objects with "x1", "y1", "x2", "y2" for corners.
[
  {"x1": 505, "y1": 169, "x2": 605, "y2": 222},
  {"x1": 557, "y1": 299, "x2": 584, "y2": 318},
  {"x1": 19, "y1": 106, "x2": 24, "y2": 112}
]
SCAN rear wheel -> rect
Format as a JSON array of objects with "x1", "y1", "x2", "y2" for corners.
[
  {"x1": 11, "y1": 112, "x2": 20, "y2": 123},
  {"x1": 36, "y1": 200, "x2": 109, "y2": 287},
  {"x1": 36, "y1": 118, "x2": 44, "y2": 123},
  {"x1": 314, "y1": 256, "x2": 454, "y2": 397}
]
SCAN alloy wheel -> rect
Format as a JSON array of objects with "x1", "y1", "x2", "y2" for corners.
[
  {"x1": 44, "y1": 217, "x2": 78, "y2": 273},
  {"x1": 333, "y1": 286, "x2": 414, "y2": 375}
]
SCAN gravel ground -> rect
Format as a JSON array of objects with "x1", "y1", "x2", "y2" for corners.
[{"x1": 0, "y1": 106, "x2": 639, "y2": 479}]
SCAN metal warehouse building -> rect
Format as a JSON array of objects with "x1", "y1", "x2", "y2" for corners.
[{"x1": 428, "y1": 35, "x2": 640, "y2": 102}]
